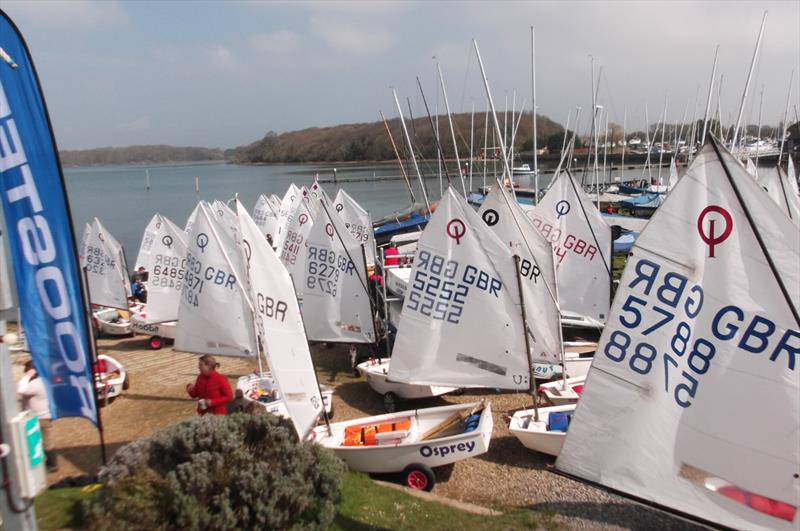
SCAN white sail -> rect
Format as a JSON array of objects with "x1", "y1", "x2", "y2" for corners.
[
  {"x1": 236, "y1": 200, "x2": 323, "y2": 438},
  {"x1": 477, "y1": 183, "x2": 562, "y2": 363},
  {"x1": 275, "y1": 183, "x2": 302, "y2": 243},
  {"x1": 278, "y1": 195, "x2": 315, "y2": 293},
  {"x1": 388, "y1": 187, "x2": 533, "y2": 390},
  {"x1": 668, "y1": 157, "x2": 679, "y2": 189},
  {"x1": 757, "y1": 166, "x2": 800, "y2": 224},
  {"x1": 269, "y1": 193, "x2": 282, "y2": 211},
  {"x1": 211, "y1": 199, "x2": 239, "y2": 239},
  {"x1": 184, "y1": 202, "x2": 201, "y2": 238},
  {"x1": 788, "y1": 156, "x2": 798, "y2": 198},
  {"x1": 176, "y1": 202, "x2": 256, "y2": 357},
  {"x1": 557, "y1": 139, "x2": 800, "y2": 530},
  {"x1": 302, "y1": 199, "x2": 375, "y2": 344},
  {"x1": 135, "y1": 214, "x2": 188, "y2": 323},
  {"x1": 745, "y1": 157, "x2": 758, "y2": 179},
  {"x1": 80, "y1": 218, "x2": 130, "y2": 309},
  {"x1": 273, "y1": 188, "x2": 306, "y2": 252},
  {"x1": 308, "y1": 179, "x2": 332, "y2": 203},
  {"x1": 252, "y1": 194, "x2": 279, "y2": 243},
  {"x1": 520, "y1": 171, "x2": 612, "y2": 324},
  {"x1": 333, "y1": 189, "x2": 377, "y2": 267}
]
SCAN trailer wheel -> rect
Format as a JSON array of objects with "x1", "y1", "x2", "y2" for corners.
[
  {"x1": 383, "y1": 392, "x2": 398, "y2": 413},
  {"x1": 149, "y1": 336, "x2": 163, "y2": 350},
  {"x1": 403, "y1": 464, "x2": 435, "y2": 491},
  {"x1": 122, "y1": 374, "x2": 130, "y2": 391}
]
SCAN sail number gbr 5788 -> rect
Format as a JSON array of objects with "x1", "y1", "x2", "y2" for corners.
[{"x1": 604, "y1": 257, "x2": 799, "y2": 409}]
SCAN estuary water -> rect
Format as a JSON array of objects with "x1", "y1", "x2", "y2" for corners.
[{"x1": 64, "y1": 159, "x2": 651, "y2": 262}]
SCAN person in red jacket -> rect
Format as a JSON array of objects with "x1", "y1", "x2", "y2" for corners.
[{"x1": 186, "y1": 355, "x2": 233, "y2": 415}]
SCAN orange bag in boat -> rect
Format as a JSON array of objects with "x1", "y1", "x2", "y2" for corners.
[{"x1": 341, "y1": 417, "x2": 411, "y2": 446}]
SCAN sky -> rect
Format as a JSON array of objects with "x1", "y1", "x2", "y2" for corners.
[{"x1": 2, "y1": 0, "x2": 798, "y2": 150}]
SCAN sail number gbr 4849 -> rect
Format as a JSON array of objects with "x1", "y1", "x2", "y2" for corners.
[{"x1": 604, "y1": 257, "x2": 799, "y2": 409}]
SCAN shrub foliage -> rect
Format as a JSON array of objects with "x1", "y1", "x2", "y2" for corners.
[{"x1": 83, "y1": 414, "x2": 345, "y2": 531}]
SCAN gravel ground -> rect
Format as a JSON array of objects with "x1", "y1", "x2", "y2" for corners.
[{"x1": 11, "y1": 334, "x2": 706, "y2": 530}]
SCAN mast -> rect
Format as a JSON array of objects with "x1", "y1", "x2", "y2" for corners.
[
  {"x1": 731, "y1": 11, "x2": 768, "y2": 152},
  {"x1": 620, "y1": 107, "x2": 627, "y2": 182},
  {"x1": 392, "y1": 88, "x2": 431, "y2": 212},
  {"x1": 436, "y1": 62, "x2": 466, "y2": 196},
  {"x1": 531, "y1": 26, "x2": 540, "y2": 204},
  {"x1": 778, "y1": 69, "x2": 794, "y2": 162},
  {"x1": 641, "y1": 104, "x2": 652, "y2": 183},
  {"x1": 379, "y1": 110, "x2": 416, "y2": 204},
  {"x1": 754, "y1": 86, "x2": 764, "y2": 168},
  {"x1": 482, "y1": 105, "x2": 489, "y2": 190},
  {"x1": 417, "y1": 76, "x2": 451, "y2": 192},
  {"x1": 145, "y1": 168, "x2": 150, "y2": 191},
  {"x1": 473, "y1": 40, "x2": 514, "y2": 185},
  {"x1": 657, "y1": 95, "x2": 668, "y2": 186},
  {"x1": 602, "y1": 111, "x2": 609, "y2": 187},
  {"x1": 559, "y1": 108, "x2": 573, "y2": 169},
  {"x1": 514, "y1": 255, "x2": 539, "y2": 422},
  {"x1": 469, "y1": 101, "x2": 475, "y2": 193},
  {"x1": 688, "y1": 85, "x2": 700, "y2": 163},
  {"x1": 700, "y1": 46, "x2": 719, "y2": 146}
]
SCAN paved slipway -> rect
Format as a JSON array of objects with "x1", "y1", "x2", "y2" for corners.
[{"x1": 11, "y1": 335, "x2": 705, "y2": 530}]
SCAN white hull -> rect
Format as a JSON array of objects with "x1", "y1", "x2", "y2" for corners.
[
  {"x1": 560, "y1": 311, "x2": 605, "y2": 331},
  {"x1": 538, "y1": 375, "x2": 587, "y2": 405},
  {"x1": 237, "y1": 373, "x2": 333, "y2": 417},
  {"x1": 508, "y1": 404, "x2": 576, "y2": 457},
  {"x1": 358, "y1": 358, "x2": 457, "y2": 400},
  {"x1": 312, "y1": 401, "x2": 492, "y2": 474},
  {"x1": 95, "y1": 354, "x2": 127, "y2": 401},
  {"x1": 130, "y1": 310, "x2": 177, "y2": 340},
  {"x1": 93, "y1": 307, "x2": 135, "y2": 336},
  {"x1": 532, "y1": 342, "x2": 596, "y2": 380}
]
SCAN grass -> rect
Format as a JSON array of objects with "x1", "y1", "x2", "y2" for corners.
[
  {"x1": 34, "y1": 473, "x2": 558, "y2": 531},
  {"x1": 34, "y1": 485, "x2": 95, "y2": 529}
]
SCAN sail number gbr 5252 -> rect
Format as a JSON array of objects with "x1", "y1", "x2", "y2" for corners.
[{"x1": 604, "y1": 257, "x2": 799, "y2": 409}]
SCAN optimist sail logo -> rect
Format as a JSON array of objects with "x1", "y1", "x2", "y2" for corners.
[{"x1": 697, "y1": 205, "x2": 733, "y2": 258}]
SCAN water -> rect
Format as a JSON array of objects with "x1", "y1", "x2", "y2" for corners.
[{"x1": 65, "y1": 159, "x2": 657, "y2": 264}]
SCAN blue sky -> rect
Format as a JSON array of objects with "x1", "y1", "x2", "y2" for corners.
[{"x1": 2, "y1": 1, "x2": 798, "y2": 150}]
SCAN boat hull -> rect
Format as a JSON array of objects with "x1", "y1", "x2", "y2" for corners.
[
  {"x1": 509, "y1": 404, "x2": 576, "y2": 457},
  {"x1": 236, "y1": 373, "x2": 333, "y2": 416},
  {"x1": 358, "y1": 358, "x2": 457, "y2": 400},
  {"x1": 313, "y1": 401, "x2": 492, "y2": 474}
]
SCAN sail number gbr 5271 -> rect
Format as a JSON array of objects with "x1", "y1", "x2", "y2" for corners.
[{"x1": 603, "y1": 257, "x2": 799, "y2": 409}]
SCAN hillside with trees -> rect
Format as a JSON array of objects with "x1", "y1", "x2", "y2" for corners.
[
  {"x1": 231, "y1": 112, "x2": 573, "y2": 164},
  {"x1": 59, "y1": 145, "x2": 226, "y2": 167}
]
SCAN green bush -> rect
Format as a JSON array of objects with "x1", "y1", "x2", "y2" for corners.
[{"x1": 83, "y1": 414, "x2": 345, "y2": 531}]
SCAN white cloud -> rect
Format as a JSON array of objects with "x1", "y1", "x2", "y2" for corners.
[
  {"x1": 251, "y1": 30, "x2": 303, "y2": 57},
  {"x1": 311, "y1": 17, "x2": 394, "y2": 55},
  {"x1": 4, "y1": 0, "x2": 128, "y2": 28},
  {"x1": 208, "y1": 45, "x2": 243, "y2": 73}
]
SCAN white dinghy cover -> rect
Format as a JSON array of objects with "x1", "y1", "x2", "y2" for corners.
[
  {"x1": 80, "y1": 218, "x2": 130, "y2": 309},
  {"x1": 252, "y1": 194, "x2": 279, "y2": 243},
  {"x1": 521, "y1": 171, "x2": 612, "y2": 325},
  {"x1": 332, "y1": 189, "x2": 377, "y2": 267},
  {"x1": 477, "y1": 183, "x2": 562, "y2": 363},
  {"x1": 135, "y1": 214, "x2": 188, "y2": 323},
  {"x1": 176, "y1": 202, "x2": 256, "y2": 357},
  {"x1": 557, "y1": 138, "x2": 800, "y2": 530},
  {"x1": 388, "y1": 187, "x2": 538, "y2": 390},
  {"x1": 236, "y1": 200, "x2": 323, "y2": 438},
  {"x1": 302, "y1": 199, "x2": 375, "y2": 344}
]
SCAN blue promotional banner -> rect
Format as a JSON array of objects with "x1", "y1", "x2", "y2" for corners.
[{"x1": 0, "y1": 13, "x2": 98, "y2": 425}]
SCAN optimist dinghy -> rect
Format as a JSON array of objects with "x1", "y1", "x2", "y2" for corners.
[
  {"x1": 537, "y1": 375, "x2": 586, "y2": 405},
  {"x1": 235, "y1": 199, "x2": 494, "y2": 490},
  {"x1": 312, "y1": 400, "x2": 491, "y2": 490},
  {"x1": 555, "y1": 137, "x2": 800, "y2": 529},
  {"x1": 508, "y1": 403, "x2": 575, "y2": 457},
  {"x1": 236, "y1": 372, "x2": 334, "y2": 418},
  {"x1": 356, "y1": 357, "x2": 458, "y2": 412},
  {"x1": 94, "y1": 354, "x2": 129, "y2": 405},
  {"x1": 130, "y1": 213, "x2": 188, "y2": 349}
]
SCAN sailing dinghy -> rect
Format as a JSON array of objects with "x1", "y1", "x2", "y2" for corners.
[
  {"x1": 129, "y1": 213, "x2": 187, "y2": 349},
  {"x1": 553, "y1": 137, "x2": 800, "y2": 529},
  {"x1": 80, "y1": 218, "x2": 135, "y2": 336},
  {"x1": 521, "y1": 170, "x2": 612, "y2": 331}
]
